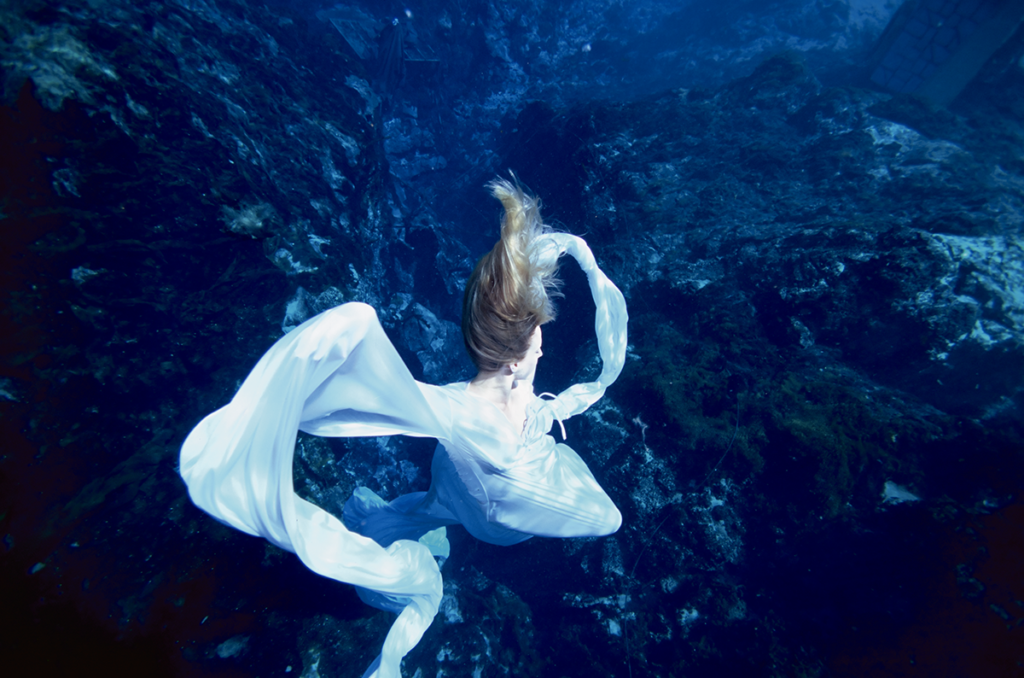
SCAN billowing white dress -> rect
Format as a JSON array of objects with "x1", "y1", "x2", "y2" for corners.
[{"x1": 179, "y1": 233, "x2": 627, "y2": 678}]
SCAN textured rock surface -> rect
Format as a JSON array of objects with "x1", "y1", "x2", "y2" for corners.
[
  {"x1": 493, "y1": 49, "x2": 1024, "y2": 676},
  {"x1": 2, "y1": 1, "x2": 1022, "y2": 677}
]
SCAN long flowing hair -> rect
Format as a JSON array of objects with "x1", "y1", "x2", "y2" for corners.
[{"x1": 462, "y1": 176, "x2": 560, "y2": 371}]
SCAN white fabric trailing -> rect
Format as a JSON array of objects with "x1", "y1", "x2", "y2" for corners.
[{"x1": 179, "y1": 233, "x2": 627, "y2": 677}]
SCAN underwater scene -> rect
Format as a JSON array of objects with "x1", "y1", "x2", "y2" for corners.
[{"x1": 1, "y1": 0, "x2": 1022, "y2": 676}]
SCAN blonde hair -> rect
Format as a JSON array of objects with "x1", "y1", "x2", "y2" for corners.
[{"x1": 462, "y1": 177, "x2": 560, "y2": 371}]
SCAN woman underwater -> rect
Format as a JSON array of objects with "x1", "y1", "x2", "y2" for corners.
[{"x1": 179, "y1": 177, "x2": 628, "y2": 678}]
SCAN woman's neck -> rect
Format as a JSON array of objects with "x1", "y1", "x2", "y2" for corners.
[
  {"x1": 467, "y1": 368, "x2": 518, "y2": 406},
  {"x1": 467, "y1": 369, "x2": 534, "y2": 432}
]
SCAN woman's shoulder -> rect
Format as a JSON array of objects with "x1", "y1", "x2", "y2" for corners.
[{"x1": 422, "y1": 380, "x2": 474, "y2": 408}]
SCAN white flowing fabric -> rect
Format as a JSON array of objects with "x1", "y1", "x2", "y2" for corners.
[{"x1": 179, "y1": 233, "x2": 627, "y2": 678}]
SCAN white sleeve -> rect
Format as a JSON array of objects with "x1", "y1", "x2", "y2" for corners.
[
  {"x1": 526, "y1": 233, "x2": 628, "y2": 434},
  {"x1": 179, "y1": 302, "x2": 444, "y2": 678}
]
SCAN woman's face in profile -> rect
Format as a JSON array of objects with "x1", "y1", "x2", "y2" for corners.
[{"x1": 513, "y1": 327, "x2": 543, "y2": 385}]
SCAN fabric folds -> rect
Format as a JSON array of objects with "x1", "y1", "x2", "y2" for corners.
[
  {"x1": 179, "y1": 234, "x2": 627, "y2": 677},
  {"x1": 180, "y1": 303, "x2": 443, "y2": 678}
]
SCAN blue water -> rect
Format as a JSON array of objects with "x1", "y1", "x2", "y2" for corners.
[{"x1": 1, "y1": 1, "x2": 1022, "y2": 676}]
